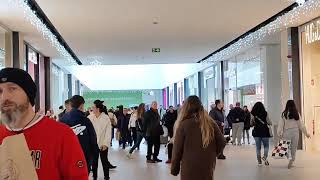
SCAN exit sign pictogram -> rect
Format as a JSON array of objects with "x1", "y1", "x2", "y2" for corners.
[{"x1": 152, "y1": 48, "x2": 160, "y2": 53}]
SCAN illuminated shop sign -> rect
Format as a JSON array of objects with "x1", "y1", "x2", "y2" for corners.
[
  {"x1": 305, "y1": 19, "x2": 320, "y2": 45},
  {"x1": 28, "y1": 50, "x2": 38, "y2": 64}
]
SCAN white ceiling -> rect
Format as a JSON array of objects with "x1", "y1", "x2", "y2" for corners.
[
  {"x1": 33, "y1": 0, "x2": 292, "y2": 65},
  {"x1": 6, "y1": 0, "x2": 320, "y2": 90}
]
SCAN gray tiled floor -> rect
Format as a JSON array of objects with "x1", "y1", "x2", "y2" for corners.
[{"x1": 91, "y1": 141, "x2": 320, "y2": 180}]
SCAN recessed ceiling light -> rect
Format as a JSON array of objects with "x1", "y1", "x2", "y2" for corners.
[{"x1": 153, "y1": 17, "x2": 159, "y2": 25}]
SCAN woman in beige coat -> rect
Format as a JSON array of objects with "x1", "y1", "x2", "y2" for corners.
[{"x1": 171, "y1": 96, "x2": 226, "y2": 180}]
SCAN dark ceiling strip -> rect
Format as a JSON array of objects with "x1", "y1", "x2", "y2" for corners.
[
  {"x1": 26, "y1": 0, "x2": 82, "y2": 65},
  {"x1": 198, "y1": 2, "x2": 299, "y2": 63}
]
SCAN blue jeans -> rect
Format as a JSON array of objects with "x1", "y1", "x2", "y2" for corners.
[
  {"x1": 129, "y1": 132, "x2": 144, "y2": 154},
  {"x1": 254, "y1": 137, "x2": 270, "y2": 161}
]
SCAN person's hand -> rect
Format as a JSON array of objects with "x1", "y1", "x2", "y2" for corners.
[
  {"x1": 0, "y1": 160, "x2": 18, "y2": 180},
  {"x1": 306, "y1": 134, "x2": 311, "y2": 139},
  {"x1": 101, "y1": 145, "x2": 108, "y2": 151},
  {"x1": 278, "y1": 134, "x2": 283, "y2": 139},
  {"x1": 221, "y1": 123, "x2": 224, "y2": 127}
]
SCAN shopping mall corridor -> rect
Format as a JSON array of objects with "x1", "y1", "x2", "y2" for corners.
[{"x1": 91, "y1": 141, "x2": 320, "y2": 180}]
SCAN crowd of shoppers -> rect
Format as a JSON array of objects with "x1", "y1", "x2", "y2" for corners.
[{"x1": 0, "y1": 68, "x2": 313, "y2": 180}]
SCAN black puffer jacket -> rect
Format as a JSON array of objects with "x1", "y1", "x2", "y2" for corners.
[{"x1": 228, "y1": 107, "x2": 245, "y2": 123}]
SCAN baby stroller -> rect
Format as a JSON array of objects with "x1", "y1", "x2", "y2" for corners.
[{"x1": 224, "y1": 118, "x2": 232, "y2": 143}]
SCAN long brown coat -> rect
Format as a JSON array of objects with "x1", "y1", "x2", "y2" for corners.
[{"x1": 171, "y1": 118, "x2": 226, "y2": 180}]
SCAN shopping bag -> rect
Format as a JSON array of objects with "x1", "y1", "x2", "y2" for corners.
[
  {"x1": 116, "y1": 130, "x2": 121, "y2": 141},
  {"x1": 268, "y1": 124, "x2": 273, "y2": 137},
  {"x1": 0, "y1": 134, "x2": 38, "y2": 180},
  {"x1": 162, "y1": 126, "x2": 168, "y2": 137},
  {"x1": 271, "y1": 140, "x2": 291, "y2": 159}
]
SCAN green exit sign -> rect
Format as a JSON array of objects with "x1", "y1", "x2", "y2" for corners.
[{"x1": 152, "y1": 48, "x2": 160, "y2": 53}]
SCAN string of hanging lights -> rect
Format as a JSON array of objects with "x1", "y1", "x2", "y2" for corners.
[
  {"x1": 203, "y1": 0, "x2": 320, "y2": 63},
  {"x1": 9, "y1": 0, "x2": 77, "y2": 65}
]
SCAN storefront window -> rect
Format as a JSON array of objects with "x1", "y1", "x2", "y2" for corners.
[
  {"x1": 187, "y1": 73, "x2": 198, "y2": 96},
  {"x1": 224, "y1": 47, "x2": 264, "y2": 111},
  {"x1": 27, "y1": 48, "x2": 37, "y2": 80},
  {"x1": 51, "y1": 64, "x2": 68, "y2": 113},
  {"x1": 168, "y1": 84, "x2": 174, "y2": 106},
  {"x1": 177, "y1": 81, "x2": 184, "y2": 105},
  {"x1": 300, "y1": 19, "x2": 320, "y2": 151},
  {"x1": 201, "y1": 64, "x2": 222, "y2": 111}
]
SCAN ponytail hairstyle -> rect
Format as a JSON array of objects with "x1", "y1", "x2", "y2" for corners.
[{"x1": 93, "y1": 100, "x2": 107, "y2": 114}]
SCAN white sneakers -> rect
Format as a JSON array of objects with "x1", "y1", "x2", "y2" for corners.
[
  {"x1": 127, "y1": 153, "x2": 133, "y2": 159},
  {"x1": 288, "y1": 160, "x2": 294, "y2": 169}
]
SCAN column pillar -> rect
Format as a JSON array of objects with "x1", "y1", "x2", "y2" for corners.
[
  {"x1": 166, "y1": 87, "x2": 169, "y2": 107},
  {"x1": 44, "y1": 57, "x2": 51, "y2": 112},
  {"x1": 198, "y1": 72, "x2": 202, "y2": 100},
  {"x1": 34, "y1": 54, "x2": 40, "y2": 112},
  {"x1": 262, "y1": 45, "x2": 281, "y2": 122},
  {"x1": 290, "y1": 27, "x2": 303, "y2": 149},
  {"x1": 76, "y1": 80, "x2": 80, "y2": 95},
  {"x1": 4, "y1": 31, "x2": 25, "y2": 69},
  {"x1": 4, "y1": 31, "x2": 12, "y2": 67},
  {"x1": 184, "y1": 78, "x2": 189, "y2": 98},
  {"x1": 12, "y1": 32, "x2": 24, "y2": 69},
  {"x1": 67, "y1": 74, "x2": 72, "y2": 98},
  {"x1": 221, "y1": 61, "x2": 225, "y2": 102},
  {"x1": 174, "y1": 83, "x2": 178, "y2": 107},
  {"x1": 263, "y1": 45, "x2": 282, "y2": 119}
]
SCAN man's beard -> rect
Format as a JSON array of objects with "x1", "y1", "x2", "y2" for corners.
[{"x1": 1, "y1": 100, "x2": 29, "y2": 127}]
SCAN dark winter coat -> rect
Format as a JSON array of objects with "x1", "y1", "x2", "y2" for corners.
[
  {"x1": 60, "y1": 108, "x2": 99, "y2": 164},
  {"x1": 209, "y1": 107, "x2": 225, "y2": 127},
  {"x1": 171, "y1": 118, "x2": 226, "y2": 180},
  {"x1": 244, "y1": 111, "x2": 251, "y2": 130},
  {"x1": 116, "y1": 113, "x2": 130, "y2": 133},
  {"x1": 136, "y1": 117, "x2": 144, "y2": 133},
  {"x1": 58, "y1": 109, "x2": 66, "y2": 120},
  {"x1": 251, "y1": 114, "x2": 272, "y2": 138},
  {"x1": 143, "y1": 109, "x2": 161, "y2": 137},
  {"x1": 228, "y1": 107, "x2": 245, "y2": 124},
  {"x1": 164, "y1": 110, "x2": 178, "y2": 138}
]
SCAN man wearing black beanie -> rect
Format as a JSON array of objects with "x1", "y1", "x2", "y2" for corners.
[{"x1": 0, "y1": 68, "x2": 88, "y2": 180}]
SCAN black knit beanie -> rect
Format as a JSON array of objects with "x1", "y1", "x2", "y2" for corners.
[{"x1": 0, "y1": 68, "x2": 37, "y2": 106}]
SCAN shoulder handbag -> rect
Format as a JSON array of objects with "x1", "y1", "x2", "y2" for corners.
[
  {"x1": 255, "y1": 116, "x2": 273, "y2": 137},
  {"x1": 110, "y1": 114, "x2": 117, "y2": 127},
  {"x1": 158, "y1": 124, "x2": 164, "y2": 136}
]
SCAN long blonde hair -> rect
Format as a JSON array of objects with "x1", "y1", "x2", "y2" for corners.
[{"x1": 174, "y1": 96, "x2": 214, "y2": 148}]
